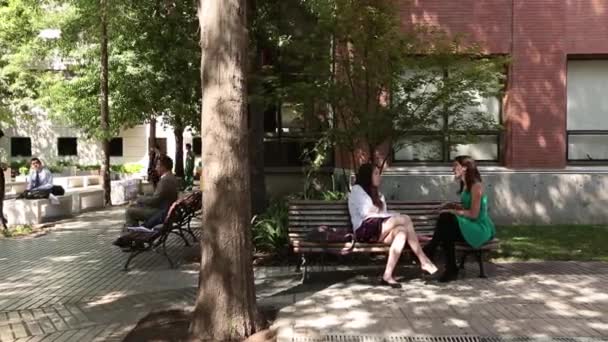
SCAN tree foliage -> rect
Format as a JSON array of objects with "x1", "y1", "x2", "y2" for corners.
[
  {"x1": 252, "y1": 0, "x2": 506, "y2": 168},
  {"x1": 1, "y1": 0, "x2": 201, "y2": 141}
]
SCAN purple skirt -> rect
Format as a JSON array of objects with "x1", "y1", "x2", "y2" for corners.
[{"x1": 355, "y1": 217, "x2": 389, "y2": 243}]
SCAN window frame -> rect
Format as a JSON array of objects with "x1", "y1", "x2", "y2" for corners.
[
  {"x1": 263, "y1": 102, "x2": 333, "y2": 168},
  {"x1": 566, "y1": 57, "x2": 608, "y2": 165},
  {"x1": 10, "y1": 137, "x2": 32, "y2": 157},
  {"x1": 566, "y1": 130, "x2": 608, "y2": 164},
  {"x1": 57, "y1": 137, "x2": 78, "y2": 157},
  {"x1": 109, "y1": 138, "x2": 124, "y2": 157},
  {"x1": 391, "y1": 64, "x2": 505, "y2": 165}
]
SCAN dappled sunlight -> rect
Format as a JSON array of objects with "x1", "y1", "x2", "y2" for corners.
[
  {"x1": 46, "y1": 255, "x2": 82, "y2": 262},
  {"x1": 86, "y1": 291, "x2": 128, "y2": 307},
  {"x1": 275, "y1": 262, "x2": 608, "y2": 338}
]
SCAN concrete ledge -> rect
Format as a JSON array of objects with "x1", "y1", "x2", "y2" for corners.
[
  {"x1": 5, "y1": 182, "x2": 27, "y2": 196},
  {"x1": 111, "y1": 178, "x2": 142, "y2": 205},
  {"x1": 5, "y1": 196, "x2": 73, "y2": 225},
  {"x1": 381, "y1": 171, "x2": 608, "y2": 225},
  {"x1": 66, "y1": 187, "x2": 105, "y2": 214}
]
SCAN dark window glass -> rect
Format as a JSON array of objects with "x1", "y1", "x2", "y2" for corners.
[
  {"x1": 57, "y1": 137, "x2": 78, "y2": 156},
  {"x1": 109, "y1": 138, "x2": 123, "y2": 157},
  {"x1": 192, "y1": 137, "x2": 202, "y2": 156},
  {"x1": 11, "y1": 137, "x2": 32, "y2": 157}
]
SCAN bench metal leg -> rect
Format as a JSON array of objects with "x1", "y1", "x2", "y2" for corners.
[
  {"x1": 295, "y1": 255, "x2": 302, "y2": 273},
  {"x1": 177, "y1": 229, "x2": 191, "y2": 247},
  {"x1": 459, "y1": 252, "x2": 467, "y2": 270},
  {"x1": 477, "y1": 251, "x2": 487, "y2": 278},
  {"x1": 161, "y1": 238, "x2": 175, "y2": 269},
  {"x1": 123, "y1": 250, "x2": 143, "y2": 271},
  {"x1": 185, "y1": 222, "x2": 198, "y2": 242},
  {"x1": 300, "y1": 254, "x2": 308, "y2": 284}
]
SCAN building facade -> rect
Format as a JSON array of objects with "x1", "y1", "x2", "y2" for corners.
[
  {"x1": 372, "y1": 0, "x2": 608, "y2": 225},
  {"x1": 395, "y1": 0, "x2": 608, "y2": 168},
  {"x1": 1, "y1": 109, "x2": 199, "y2": 172}
]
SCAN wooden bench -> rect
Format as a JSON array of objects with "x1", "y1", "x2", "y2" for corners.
[
  {"x1": 119, "y1": 191, "x2": 202, "y2": 270},
  {"x1": 288, "y1": 200, "x2": 499, "y2": 282}
]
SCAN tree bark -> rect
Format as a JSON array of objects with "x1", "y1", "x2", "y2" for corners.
[
  {"x1": 174, "y1": 125, "x2": 185, "y2": 178},
  {"x1": 149, "y1": 117, "x2": 157, "y2": 149},
  {"x1": 190, "y1": 0, "x2": 261, "y2": 340},
  {"x1": 100, "y1": 0, "x2": 111, "y2": 206}
]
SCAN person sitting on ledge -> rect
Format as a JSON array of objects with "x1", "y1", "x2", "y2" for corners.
[
  {"x1": 124, "y1": 154, "x2": 178, "y2": 229},
  {"x1": 26, "y1": 158, "x2": 53, "y2": 192},
  {"x1": 17, "y1": 158, "x2": 61, "y2": 203}
]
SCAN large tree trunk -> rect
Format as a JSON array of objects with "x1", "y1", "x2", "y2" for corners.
[
  {"x1": 174, "y1": 125, "x2": 185, "y2": 178},
  {"x1": 100, "y1": 0, "x2": 111, "y2": 206},
  {"x1": 190, "y1": 0, "x2": 261, "y2": 340}
]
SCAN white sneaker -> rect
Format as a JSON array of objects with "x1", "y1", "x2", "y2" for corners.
[{"x1": 49, "y1": 194, "x2": 60, "y2": 205}]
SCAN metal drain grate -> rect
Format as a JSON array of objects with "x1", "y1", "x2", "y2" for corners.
[{"x1": 292, "y1": 336, "x2": 608, "y2": 342}]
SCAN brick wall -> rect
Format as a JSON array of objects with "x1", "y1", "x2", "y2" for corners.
[{"x1": 395, "y1": 0, "x2": 608, "y2": 169}]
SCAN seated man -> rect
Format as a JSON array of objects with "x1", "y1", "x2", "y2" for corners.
[
  {"x1": 26, "y1": 158, "x2": 53, "y2": 192},
  {"x1": 17, "y1": 158, "x2": 60, "y2": 202},
  {"x1": 125, "y1": 155, "x2": 178, "y2": 228}
]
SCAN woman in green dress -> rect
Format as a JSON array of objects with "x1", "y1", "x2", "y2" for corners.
[{"x1": 423, "y1": 155, "x2": 496, "y2": 282}]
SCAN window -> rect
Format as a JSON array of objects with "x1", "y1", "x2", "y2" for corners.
[
  {"x1": 263, "y1": 102, "x2": 332, "y2": 167},
  {"x1": 109, "y1": 138, "x2": 123, "y2": 157},
  {"x1": 192, "y1": 137, "x2": 202, "y2": 156},
  {"x1": 567, "y1": 59, "x2": 608, "y2": 162},
  {"x1": 57, "y1": 137, "x2": 78, "y2": 156},
  {"x1": 392, "y1": 71, "x2": 502, "y2": 163},
  {"x1": 11, "y1": 137, "x2": 32, "y2": 157}
]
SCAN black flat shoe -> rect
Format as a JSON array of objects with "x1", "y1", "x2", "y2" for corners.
[
  {"x1": 439, "y1": 269, "x2": 459, "y2": 283},
  {"x1": 380, "y1": 279, "x2": 402, "y2": 289}
]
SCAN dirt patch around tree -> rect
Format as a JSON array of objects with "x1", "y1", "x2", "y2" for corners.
[{"x1": 122, "y1": 307, "x2": 278, "y2": 342}]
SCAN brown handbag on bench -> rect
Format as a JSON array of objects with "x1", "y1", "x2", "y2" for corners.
[{"x1": 306, "y1": 225, "x2": 354, "y2": 243}]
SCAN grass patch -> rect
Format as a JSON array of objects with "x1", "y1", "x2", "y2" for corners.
[
  {"x1": 495, "y1": 225, "x2": 608, "y2": 262},
  {"x1": 1, "y1": 225, "x2": 39, "y2": 238}
]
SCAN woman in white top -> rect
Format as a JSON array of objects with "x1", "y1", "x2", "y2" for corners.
[{"x1": 348, "y1": 163, "x2": 437, "y2": 287}]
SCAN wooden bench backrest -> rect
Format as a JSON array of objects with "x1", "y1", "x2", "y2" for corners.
[{"x1": 288, "y1": 200, "x2": 441, "y2": 243}]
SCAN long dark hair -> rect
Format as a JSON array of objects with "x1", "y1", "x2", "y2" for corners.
[
  {"x1": 454, "y1": 155, "x2": 482, "y2": 194},
  {"x1": 355, "y1": 163, "x2": 383, "y2": 208}
]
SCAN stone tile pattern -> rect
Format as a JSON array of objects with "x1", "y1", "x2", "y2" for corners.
[
  {"x1": 273, "y1": 262, "x2": 608, "y2": 341},
  {"x1": 2, "y1": 206, "x2": 608, "y2": 341},
  {"x1": 0, "y1": 208, "x2": 201, "y2": 342}
]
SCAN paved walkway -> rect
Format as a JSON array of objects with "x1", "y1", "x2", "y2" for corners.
[
  {"x1": 272, "y1": 262, "x2": 608, "y2": 341},
  {"x1": 1, "y1": 208, "x2": 607, "y2": 341},
  {"x1": 0, "y1": 207, "x2": 203, "y2": 341},
  {"x1": 0, "y1": 207, "x2": 301, "y2": 342}
]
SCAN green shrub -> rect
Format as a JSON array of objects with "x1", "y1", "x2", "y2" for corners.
[
  {"x1": 18, "y1": 166, "x2": 29, "y2": 176},
  {"x1": 110, "y1": 163, "x2": 143, "y2": 174},
  {"x1": 48, "y1": 165, "x2": 64, "y2": 173},
  {"x1": 2, "y1": 225, "x2": 34, "y2": 238},
  {"x1": 10, "y1": 160, "x2": 28, "y2": 171},
  {"x1": 77, "y1": 164, "x2": 100, "y2": 171},
  {"x1": 124, "y1": 163, "x2": 143, "y2": 174},
  {"x1": 318, "y1": 190, "x2": 347, "y2": 201},
  {"x1": 252, "y1": 200, "x2": 289, "y2": 255}
]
